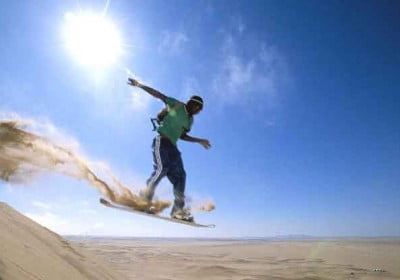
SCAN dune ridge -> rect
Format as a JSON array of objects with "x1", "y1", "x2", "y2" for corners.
[{"x1": 0, "y1": 202, "x2": 125, "y2": 280}]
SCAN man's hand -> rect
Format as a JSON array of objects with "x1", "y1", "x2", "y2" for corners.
[
  {"x1": 180, "y1": 134, "x2": 212, "y2": 149},
  {"x1": 199, "y1": 139, "x2": 211, "y2": 149},
  {"x1": 127, "y1": 78, "x2": 167, "y2": 102},
  {"x1": 127, "y1": 78, "x2": 141, "y2": 87}
]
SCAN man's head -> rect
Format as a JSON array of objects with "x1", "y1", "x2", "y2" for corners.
[{"x1": 186, "y1": 95, "x2": 203, "y2": 115}]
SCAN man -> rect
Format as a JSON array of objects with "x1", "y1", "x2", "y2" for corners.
[{"x1": 128, "y1": 78, "x2": 211, "y2": 222}]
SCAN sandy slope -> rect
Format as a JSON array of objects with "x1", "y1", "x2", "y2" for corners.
[{"x1": 0, "y1": 202, "x2": 125, "y2": 280}]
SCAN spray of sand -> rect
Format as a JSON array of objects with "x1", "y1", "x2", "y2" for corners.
[
  {"x1": 198, "y1": 201, "x2": 215, "y2": 212},
  {"x1": 0, "y1": 117, "x2": 170, "y2": 213},
  {"x1": 0, "y1": 115, "x2": 216, "y2": 215}
]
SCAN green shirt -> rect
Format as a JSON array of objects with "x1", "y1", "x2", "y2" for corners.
[{"x1": 157, "y1": 97, "x2": 193, "y2": 145}]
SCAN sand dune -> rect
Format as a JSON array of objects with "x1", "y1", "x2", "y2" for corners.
[
  {"x1": 1, "y1": 201, "x2": 399, "y2": 280},
  {"x1": 0, "y1": 202, "x2": 125, "y2": 280}
]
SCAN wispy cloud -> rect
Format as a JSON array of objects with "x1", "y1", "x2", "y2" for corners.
[
  {"x1": 32, "y1": 200, "x2": 52, "y2": 210},
  {"x1": 69, "y1": 69, "x2": 154, "y2": 127},
  {"x1": 80, "y1": 208, "x2": 98, "y2": 215},
  {"x1": 213, "y1": 32, "x2": 289, "y2": 113},
  {"x1": 25, "y1": 211, "x2": 70, "y2": 233},
  {"x1": 182, "y1": 77, "x2": 202, "y2": 100},
  {"x1": 25, "y1": 204, "x2": 104, "y2": 235},
  {"x1": 235, "y1": 16, "x2": 246, "y2": 34},
  {"x1": 158, "y1": 30, "x2": 189, "y2": 55},
  {"x1": 122, "y1": 69, "x2": 152, "y2": 113},
  {"x1": 129, "y1": 87, "x2": 152, "y2": 112}
]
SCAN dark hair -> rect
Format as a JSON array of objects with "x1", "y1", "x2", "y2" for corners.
[{"x1": 187, "y1": 95, "x2": 203, "y2": 110}]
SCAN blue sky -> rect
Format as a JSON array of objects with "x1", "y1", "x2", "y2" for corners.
[{"x1": 0, "y1": 0, "x2": 399, "y2": 237}]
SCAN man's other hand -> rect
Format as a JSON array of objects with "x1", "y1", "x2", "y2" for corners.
[
  {"x1": 128, "y1": 78, "x2": 141, "y2": 87},
  {"x1": 199, "y1": 139, "x2": 212, "y2": 149}
]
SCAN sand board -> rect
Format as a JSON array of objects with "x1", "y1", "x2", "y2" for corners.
[{"x1": 100, "y1": 198, "x2": 215, "y2": 228}]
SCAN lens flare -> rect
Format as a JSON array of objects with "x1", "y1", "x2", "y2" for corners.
[{"x1": 62, "y1": 12, "x2": 122, "y2": 68}]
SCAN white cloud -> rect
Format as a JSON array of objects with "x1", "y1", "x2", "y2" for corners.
[
  {"x1": 236, "y1": 17, "x2": 246, "y2": 34},
  {"x1": 32, "y1": 201, "x2": 52, "y2": 210},
  {"x1": 158, "y1": 31, "x2": 188, "y2": 55},
  {"x1": 80, "y1": 208, "x2": 97, "y2": 215},
  {"x1": 5, "y1": 183, "x2": 13, "y2": 193},
  {"x1": 129, "y1": 88, "x2": 152, "y2": 112},
  {"x1": 24, "y1": 198, "x2": 106, "y2": 235},
  {"x1": 25, "y1": 210, "x2": 105, "y2": 235},
  {"x1": 182, "y1": 77, "x2": 202, "y2": 100},
  {"x1": 93, "y1": 222, "x2": 105, "y2": 229},
  {"x1": 80, "y1": 200, "x2": 90, "y2": 207},
  {"x1": 225, "y1": 56, "x2": 256, "y2": 90},
  {"x1": 213, "y1": 34, "x2": 289, "y2": 112},
  {"x1": 25, "y1": 211, "x2": 70, "y2": 233}
]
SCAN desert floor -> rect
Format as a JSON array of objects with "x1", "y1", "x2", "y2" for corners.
[{"x1": 69, "y1": 237, "x2": 400, "y2": 280}]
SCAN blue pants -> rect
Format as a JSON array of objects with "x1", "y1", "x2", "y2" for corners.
[{"x1": 146, "y1": 135, "x2": 186, "y2": 210}]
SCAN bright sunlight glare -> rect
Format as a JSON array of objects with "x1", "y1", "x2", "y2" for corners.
[{"x1": 62, "y1": 12, "x2": 122, "y2": 68}]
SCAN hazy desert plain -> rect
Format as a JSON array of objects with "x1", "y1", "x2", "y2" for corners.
[{"x1": 69, "y1": 236, "x2": 400, "y2": 280}]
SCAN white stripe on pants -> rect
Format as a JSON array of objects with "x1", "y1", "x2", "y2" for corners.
[{"x1": 147, "y1": 135, "x2": 163, "y2": 190}]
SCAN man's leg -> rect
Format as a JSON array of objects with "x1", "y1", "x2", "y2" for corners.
[
  {"x1": 166, "y1": 151, "x2": 188, "y2": 216},
  {"x1": 141, "y1": 136, "x2": 168, "y2": 202}
]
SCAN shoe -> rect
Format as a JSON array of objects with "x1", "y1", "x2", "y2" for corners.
[
  {"x1": 171, "y1": 208, "x2": 194, "y2": 222},
  {"x1": 139, "y1": 188, "x2": 153, "y2": 203},
  {"x1": 144, "y1": 206, "x2": 156, "y2": 215},
  {"x1": 139, "y1": 189, "x2": 156, "y2": 214}
]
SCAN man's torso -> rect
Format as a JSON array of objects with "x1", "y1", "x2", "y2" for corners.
[{"x1": 157, "y1": 97, "x2": 193, "y2": 145}]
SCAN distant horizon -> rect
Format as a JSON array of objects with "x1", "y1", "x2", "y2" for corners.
[{"x1": 64, "y1": 234, "x2": 400, "y2": 240}]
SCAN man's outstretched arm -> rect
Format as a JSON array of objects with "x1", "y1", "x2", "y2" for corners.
[
  {"x1": 180, "y1": 133, "x2": 211, "y2": 149},
  {"x1": 128, "y1": 78, "x2": 167, "y2": 103}
]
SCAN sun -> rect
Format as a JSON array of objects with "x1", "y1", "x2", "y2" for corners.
[{"x1": 62, "y1": 12, "x2": 123, "y2": 68}]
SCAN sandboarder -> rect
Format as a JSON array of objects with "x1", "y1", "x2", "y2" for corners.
[{"x1": 128, "y1": 78, "x2": 211, "y2": 222}]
